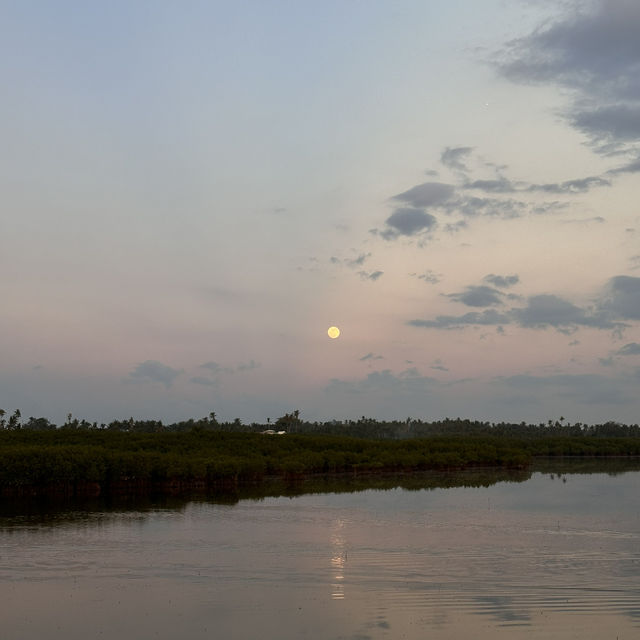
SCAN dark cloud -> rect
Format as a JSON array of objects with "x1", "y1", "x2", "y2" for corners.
[
  {"x1": 616, "y1": 342, "x2": 640, "y2": 355},
  {"x1": 381, "y1": 208, "x2": 437, "y2": 239},
  {"x1": 444, "y1": 220, "x2": 469, "y2": 233},
  {"x1": 448, "y1": 285, "x2": 504, "y2": 307},
  {"x1": 527, "y1": 175, "x2": 612, "y2": 193},
  {"x1": 412, "y1": 270, "x2": 442, "y2": 284},
  {"x1": 330, "y1": 253, "x2": 373, "y2": 269},
  {"x1": 571, "y1": 105, "x2": 640, "y2": 145},
  {"x1": 378, "y1": 145, "x2": 607, "y2": 241},
  {"x1": 450, "y1": 196, "x2": 528, "y2": 219},
  {"x1": 513, "y1": 295, "x2": 591, "y2": 329},
  {"x1": 408, "y1": 309, "x2": 509, "y2": 329},
  {"x1": 346, "y1": 253, "x2": 371, "y2": 267},
  {"x1": 513, "y1": 294, "x2": 618, "y2": 331},
  {"x1": 441, "y1": 146, "x2": 473, "y2": 172},
  {"x1": 359, "y1": 270, "x2": 384, "y2": 281},
  {"x1": 360, "y1": 352, "x2": 384, "y2": 361},
  {"x1": 410, "y1": 286, "x2": 628, "y2": 332},
  {"x1": 391, "y1": 182, "x2": 455, "y2": 208},
  {"x1": 609, "y1": 155, "x2": 640, "y2": 174},
  {"x1": 484, "y1": 274, "x2": 519, "y2": 288},
  {"x1": 465, "y1": 178, "x2": 516, "y2": 193},
  {"x1": 129, "y1": 360, "x2": 181, "y2": 388},
  {"x1": 495, "y1": 0, "x2": 640, "y2": 151},
  {"x1": 599, "y1": 275, "x2": 640, "y2": 319},
  {"x1": 465, "y1": 175, "x2": 609, "y2": 194}
]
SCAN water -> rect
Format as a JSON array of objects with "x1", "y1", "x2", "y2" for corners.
[{"x1": 2, "y1": 465, "x2": 640, "y2": 639}]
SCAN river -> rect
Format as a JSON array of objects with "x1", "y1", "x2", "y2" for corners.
[{"x1": 2, "y1": 462, "x2": 639, "y2": 639}]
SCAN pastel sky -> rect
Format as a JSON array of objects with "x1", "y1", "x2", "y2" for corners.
[{"x1": 2, "y1": 0, "x2": 639, "y2": 425}]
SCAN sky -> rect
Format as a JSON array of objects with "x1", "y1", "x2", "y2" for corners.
[{"x1": 2, "y1": 0, "x2": 639, "y2": 426}]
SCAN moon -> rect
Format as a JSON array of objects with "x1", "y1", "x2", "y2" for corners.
[{"x1": 327, "y1": 326, "x2": 340, "y2": 339}]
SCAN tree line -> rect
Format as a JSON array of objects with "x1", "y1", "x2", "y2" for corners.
[{"x1": 1, "y1": 408, "x2": 639, "y2": 439}]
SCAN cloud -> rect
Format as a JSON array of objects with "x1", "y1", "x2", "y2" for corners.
[
  {"x1": 571, "y1": 105, "x2": 640, "y2": 145},
  {"x1": 430, "y1": 359, "x2": 449, "y2": 372},
  {"x1": 375, "y1": 145, "x2": 608, "y2": 244},
  {"x1": 200, "y1": 360, "x2": 260, "y2": 374},
  {"x1": 359, "y1": 352, "x2": 384, "y2": 361},
  {"x1": 441, "y1": 146, "x2": 473, "y2": 172},
  {"x1": 527, "y1": 176, "x2": 612, "y2": 193},
  {"x1": 616, "y1": 342, "x2": 640, "y2": 355},
  {"x1": 495, "y1": 0, "x2": 640, "y2": 152},
  {"x1": 326, "y1": 368, "x2": 439, "y2": 395},
  {"x1": 449, "y1": 195, "x2": 529, "y2": 219},
  {"x1": 448, "y1": 285, "x2": 504, "y2": 307},
  {"x1": 501, "y1": 373, "x2": 637, "y2": 405},
  {"x1": 599, "y1": 275, "x2": 640, "y2": 319},
  {"x1": 391, "y1": 182, "x2": 455, "y2": 208},
  {"x1": 346, "y1": 253, "x2": 371, "y2": 267},
  {"x1": 129, "y1": 360, "x2": 182, "y2": 388},
  {"x1": 512, "y1": 294, "x2": 616, "y2": 331},
  {"x1": 189, "y1": 376, "x2": 217, "y2": 386},
  {"x1": 358, "y1": 270, "x2": 384, "y2": 281},
  {"x1": 381, "y1": 208, "x2": 437, "y2": 240},
  {"x1": 609, "y1": 155, "x2": 640, "y2": 174},
  {"x1": 484, "y1": 274, "x2": 519, "y2": 288},
  {"x1": 465, "y1": 175, "x2": 610, "y2": 195},
  {"x1": 408, "y1": 309, "x2": 510, "y2": 329},
  {"x1": 201, "y1": 361, "x2": 234, "y2": 374},
  {"x1": 415, "y1": 270, "x2": 441, "y2": 284},
  {"x1": 410, "y1": 283, "x2": 631, "y2": 332},
  {"x1": 465, "y1": 178, "x2": 516, "y2": 193},
  {"x1": 236, "y1": 359, "x2": 260, "y2": 372}
]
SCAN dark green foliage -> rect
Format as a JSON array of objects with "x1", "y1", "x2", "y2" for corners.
[{"x1": 1, "y1": 408, "x2": 640, "y2": 499}]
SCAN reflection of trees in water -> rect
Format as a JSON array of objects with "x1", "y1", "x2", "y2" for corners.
[
  {"x1": 532, "y1": 457, "x2": 640, "y2": 476},
  {"x1": 3, "y1": 460, "x2": 639, "y2": 529}
]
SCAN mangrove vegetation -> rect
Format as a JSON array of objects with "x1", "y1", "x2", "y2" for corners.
[{"x1": 1, "y1": 408, "x2": 640, "y2": 499}]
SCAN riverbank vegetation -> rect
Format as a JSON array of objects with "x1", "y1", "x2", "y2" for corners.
[{"x1": 1, "y1": 409, "x2": 640, "y2": 498}]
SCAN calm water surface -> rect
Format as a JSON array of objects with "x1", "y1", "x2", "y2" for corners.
[{"x1": 2, "y1": 466, "x2": 640, "y2": 639}]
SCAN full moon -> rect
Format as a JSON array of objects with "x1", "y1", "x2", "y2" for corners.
[{"x1": 327, "y1": 326, "x2": 340, "y2": 339}]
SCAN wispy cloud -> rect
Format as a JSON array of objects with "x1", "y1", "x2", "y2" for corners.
[
  {"x1": 411, "y1": 270, "x2": 442, "y2": 284},
  {"x1": 360, "y1": 352, "x2": 384, "y2": 361},
  {"x1": 128, "y1": 361, "x2": 182, "y2": 388}
]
